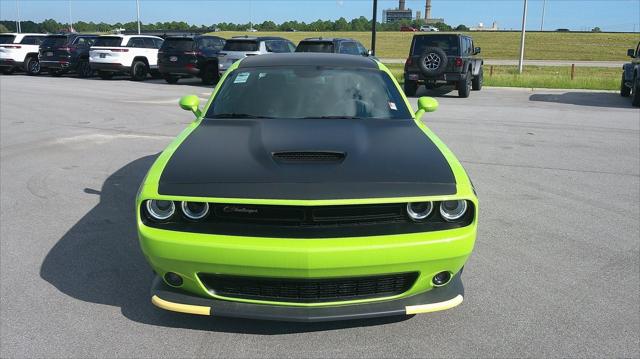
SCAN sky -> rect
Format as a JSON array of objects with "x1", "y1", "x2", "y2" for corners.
[{"x1": 1, "y1": 0, "x2": 639, "y2": 32}]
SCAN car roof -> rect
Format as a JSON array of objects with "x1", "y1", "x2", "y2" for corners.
[
  {"x1": 2, "y1": 33, "x2": 46, "y2": 36},
  {"x1": 230, "y1": 36, "x2": 288, "y2": 41},
  {"x1": 301, "y1": 37, "x2": 355, "y2": 42},
  {"x1": 238, "y1": 53, "x2": 378, "y2": 69},
  {"x1": 96, "y1": 34, "x2": 163, "y2": 40},
  {"x1": 165, "y1": 35, "x2": 224, "y2": 40}
]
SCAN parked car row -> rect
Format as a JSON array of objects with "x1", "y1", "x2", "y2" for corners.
[{"x1": 0, "y1": 32, "x2": 373, "y2": 84}]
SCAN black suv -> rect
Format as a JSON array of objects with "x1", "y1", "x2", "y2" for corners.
[
  {"x1": 158, "y1": 35, "x2": 225, "y2": 84},
  {"x1": 621, "y1": 41, "x2": 640, "y2": 107},
  {"x1": 295, "y1": 37, "x2": 371, "y2": 57},
  {"x1": 403, "y1": 33, "x2": 483, "y2": 98},
  {"x1": 39, "y1": 33, "x2": 98, "y2": 77}
]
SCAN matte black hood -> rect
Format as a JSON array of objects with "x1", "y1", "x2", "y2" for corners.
[{"x1": 158, "y1": 118, "x2": 456, "y2": 200}]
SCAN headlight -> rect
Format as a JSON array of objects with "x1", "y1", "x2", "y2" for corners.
[
  {"x1": 145, "y1": 200, "x2": 175, "y2": 221},
  {"x1": 181, "y1": 201, "x2": 209, "y2": 220},
  {"x1": 439, "y1": 200, "x2": 468, "y2": 221},
  {"x1": 406, "y1": 202, "x2": 433, "y2": 221}
]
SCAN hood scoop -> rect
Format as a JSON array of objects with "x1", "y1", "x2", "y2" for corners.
[{"x1": 272, "y1": 151, "x2": 346, "y2": 163}]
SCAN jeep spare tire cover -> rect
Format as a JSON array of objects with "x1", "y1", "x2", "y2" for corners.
[{"x1": 418, "y1": 47, "x2": 448, "y2": 76}]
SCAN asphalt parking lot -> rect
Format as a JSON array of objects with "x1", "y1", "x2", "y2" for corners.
[{"x1": 1, "y1": 74, "x2": 638, "y2": 358}]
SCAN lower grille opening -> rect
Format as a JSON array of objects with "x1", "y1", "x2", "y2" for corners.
[{"x1": 199, "y1": 272, "x2": 419, "y2": 303}]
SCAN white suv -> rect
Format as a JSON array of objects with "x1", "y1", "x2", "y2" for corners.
[
  {"x1": 89, "y1": 34, "x2": 163, "y2": 81},
  {"x1": 419, "y1": 25, "x2": 440, "y2": 32},
  {"x1": 0, "y1": 33, "x2": 47, "y2": 75},
  {"x1": 218, "y1": 36, "x2": 295, "y2": 76}
]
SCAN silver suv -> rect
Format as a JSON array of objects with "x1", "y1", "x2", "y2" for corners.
[{"x1": 218, "y1": 36, "x2": 295, "y2": 76}]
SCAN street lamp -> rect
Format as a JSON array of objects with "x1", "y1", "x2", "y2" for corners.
[
  {"x1": 15, "y1": 0, "x2": 21, "y2": 33},
  {"x1": 371, "y1": 0, "x2": 378, "y2": 56},
  {"x1": 518, "y1": 0, "x2": 528, "y2": 74},
  {"x1": 136, "y1": 0, "x2": 141, "y2": 34}
]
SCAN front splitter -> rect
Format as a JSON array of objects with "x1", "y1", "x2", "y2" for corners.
[{"x1": 150, "y1": 273, "x2": 464, "y2": 322}]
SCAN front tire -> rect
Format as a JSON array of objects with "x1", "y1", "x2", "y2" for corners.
[
  {"x1": 458, "y1": 74, "x2": 471, "y2": 98},
  {"x1": 621, "y1": 73, "x2": 631, "y2": 97},
  {"x1": 130, "y1": 60, "x2": 148, "y2": 81},
  {"x1": 77, "y1": 60, "x2": 93, "y2": 78},
  {"x1": 632, "y1": 75, "x2": 640, "y2": 107},
  {"x1": 201, "y1": 63, "x2": 218, "y2": 85},
  {"x1": 404, "y1": 80, "x2": 418, "y2": 97},
  {"x1": 472, "y1": 68, "x2": 483, "y2": 91},
  {"x1": 25, "y1": 57, "x2": 41, "y2": 76}
]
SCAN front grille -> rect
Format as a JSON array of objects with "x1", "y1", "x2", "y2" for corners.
[
  {"x1": 199, "y1": 272, "x2": 418, "y2": 303},
  {"x1": 272, "y1": 151, "x2": 346, "y2": 162}
]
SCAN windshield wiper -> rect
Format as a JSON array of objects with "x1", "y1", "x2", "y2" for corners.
[
  {"x1": 303, "y1": 116, "x2": 365, "y2": 119},
  {"x1": 211, "y1": 113, "x2": 274, "y2": 119}
]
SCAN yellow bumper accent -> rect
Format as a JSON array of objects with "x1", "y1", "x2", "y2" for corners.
[
  {"x1": 405, "y1": 294, "x2": 463, "y2": 315},
  {"x1": 151, "y1": 295, "x2": 211, "y2": 316}
]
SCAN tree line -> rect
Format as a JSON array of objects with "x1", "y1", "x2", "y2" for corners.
[{"x1": 0, "y1": 17, "x2": 467, "y2": 33}]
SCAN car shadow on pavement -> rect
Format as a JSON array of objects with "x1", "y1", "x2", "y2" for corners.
[
  {"x1": 529, "y1": 92, "x2": 634, "y2": 108},
  {"x1": 40, "y1": 155, "x2": 410, "y2": 334}
]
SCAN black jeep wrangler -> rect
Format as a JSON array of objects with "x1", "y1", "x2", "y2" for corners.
[
  {"x1": 621, "y1": 41, "x2": 640, "y2": 107},
  {"x1": 158, "y1": 35, "x2": 225, "y2": 85},
  {"x1": 403, "y1": 33, "x2": 483, "y2": 98}
]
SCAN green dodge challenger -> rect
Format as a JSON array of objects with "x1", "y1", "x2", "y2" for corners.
[{"x1": 137, "y1": 53, "x2": 478, "y2": 322}]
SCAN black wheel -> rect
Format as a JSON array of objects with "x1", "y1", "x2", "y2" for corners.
[
  {"x1": 632, "y1": 75, "x2": 640, "y2": 107},
  {"x1": 25, "y1": 57, "x2": 41, "y2": 75},
  {"x1": 472, "y1": 68, "x2": 483, "y2": 91},
  {"x1": 620, "y1": 73, "x2": 631, "y2": 97},
  {"x1": 130, "y1": 60, "x2": 148, "y2": 81},
  {"x1": 417, "y1": 47, "x2": 448, "y2": 77},
  {"x1": 77, "y1": 60, "x2": 93, "y2": 78},
  {"x1": 457, "y1": 74, "x2": 471, "y2": 98},
  {"x1": 404, "y1": 80, "x2": 418, "y2": 97},
  {"x1": 201, "y1": 63, "x2": 219, "y2": 85},
  {"x1": 98, "y1": 71, "x2": 113, "y2": 80},
  {"x1": 164, "y1": 74, "x2": 179, "y2": 84}
]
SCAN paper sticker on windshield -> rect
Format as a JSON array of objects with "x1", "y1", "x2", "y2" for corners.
[
  {"x1": 234, "y1": 72, "x2": 250, "y2": 83},
  {"x1": 389, "y1": 102, "x2": 398, "y2": 110}
]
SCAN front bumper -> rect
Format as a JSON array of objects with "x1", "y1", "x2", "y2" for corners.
[
  {"x1": 151, "y1": 271, "x2": 464, "y2": 322},
  {"x1": 39, "y1": 60, "x2": 74, "y2": 70},
  {"x1": 159, "y1": 63, "x2": 200, "y2": 76}
]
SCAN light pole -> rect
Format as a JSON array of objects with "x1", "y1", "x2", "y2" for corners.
[
  {"x1": 540, "y1": 0, "x2": 546, "y2": 31},
  {"x1": 518, "y1": 0, "x2": 528, "y2": 74},
  {"x1": 68, "y1": 0, "x2": 73, "y2": 32},
  {"x1": 136, "y1": 0, "x2": 141, "y2": 34},
  {"x1": 15, "y1": 0, "x2": 21, "y2": 33},
  {"x1": 371, "y1": 0, "x2": 378, "y2": 56}
]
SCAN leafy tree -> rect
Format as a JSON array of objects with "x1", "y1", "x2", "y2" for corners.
[
  {"x1": 0, "y1": 24, "x2": 10, "y2": 33},
  {"x1": 333, "y1": 17, "x2": 349, "y2": 31},
  {"x1": 591, "y1": 27, "x2": 601, "y2": 32},
  {"x1": 455, "y1": 24, "x2": 470, "y2": 31}
]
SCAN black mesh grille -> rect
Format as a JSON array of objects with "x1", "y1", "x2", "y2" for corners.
[
  {"x1": 272, "y1": 151, "x2": 346, "y2": 162},
  {"x1": 199, "y1": 272, "x2": 419, "y2": 303}
]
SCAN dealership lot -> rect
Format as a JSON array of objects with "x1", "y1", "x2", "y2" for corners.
[{"x1": 1, "y1": 75, "x2": 638, "y2": 357}]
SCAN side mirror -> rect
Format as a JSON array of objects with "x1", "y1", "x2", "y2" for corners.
[
  {"x1": 474, "y1": 47, "x2": 481, "y2": 55},
  {"x1": 415, "y1": 96, "x2": 438, "y2": 120},
  {"x1": 367, "y1": 49, "x2": 373, "y2": 56},
  {"x1": 179, "y1": 95, "x2": 202, "y2": 118},
  {"x1": 628, "y1": 49, "x2": 635, "y2": 58}
]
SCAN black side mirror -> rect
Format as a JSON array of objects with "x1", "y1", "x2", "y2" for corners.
[
  {"x1": 474, "y1": 47, "x2": 481, "y2": 55},
  {"x1": 628, "y1": 49, "x2": 636, "y2": 58}
]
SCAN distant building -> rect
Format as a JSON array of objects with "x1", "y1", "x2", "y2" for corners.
[
  {"x1": 383, "y1": 0, "x2": 413, "y2": 23},
  {"x1": 470, "y1": 21, "x2": 499, "y2": 31}
]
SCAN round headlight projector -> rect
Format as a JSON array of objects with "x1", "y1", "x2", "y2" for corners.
[
  {"x1": 181, "y1": 201, "x2": 209, "y2": 220},
  {"x1": 440, "y1": 200, "x2": 468, "y2": 222},
  {"x1": 406, "y1": 202, "x2": 434, "y2": 221},
  {"x1": 146, "y1": 200, "x2": 175, "y2": 220}
]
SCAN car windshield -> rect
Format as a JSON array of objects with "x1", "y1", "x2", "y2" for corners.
[
  {"x1": 161, "y1": 38, "x2": 194, "y2": 51},
  {"x1": 296, "y1": 42, "x2": 335, "y2": 53},
  {"x1": 206, "y1": 67, "x2": 411, "y2": 120},
  {"x1": 198, "y1": 37, "x2": 225, "y2": 51},
  {"x1": 0, "y1": 35, "x2": 16, "y2": 44},
  {"x1": 93, "y1": 37, "x2": 123, "y2": 47},
  {"x1": 413, "y1": 35, "x2": 459, "y2": 56},
  {"x1": 223, "y1": 40, "x2": 258, "y2": 52},
  {"x1": 41, "y1": 36, "x2": 68, "y2": 47}
]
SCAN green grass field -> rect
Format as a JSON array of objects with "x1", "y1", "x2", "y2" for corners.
[
  {"x1": 215, "y1": 31, "x2": 639, "y2": 60},
  {"x1": 384, "y1": 63, "x2": 620, "y2": 90}
]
